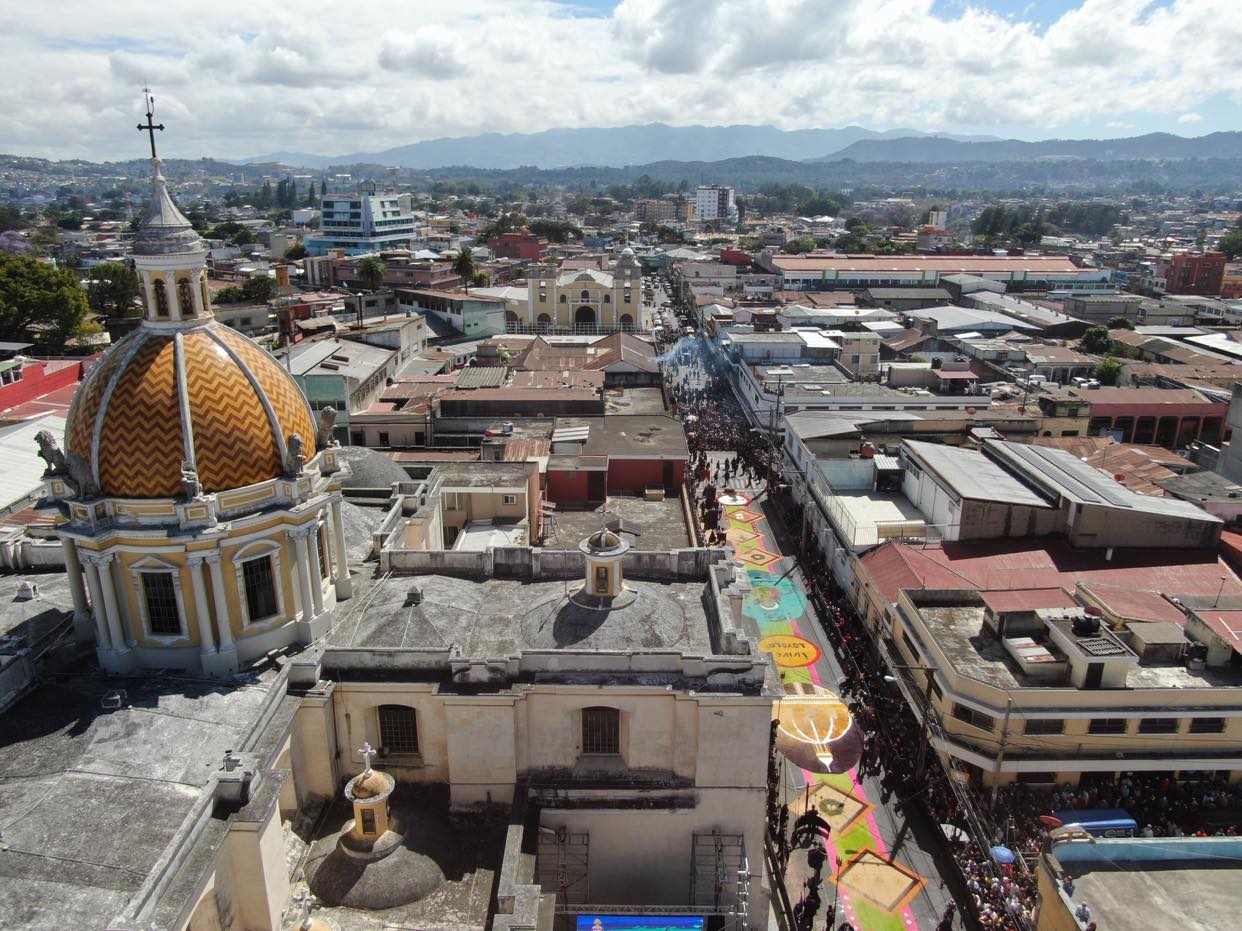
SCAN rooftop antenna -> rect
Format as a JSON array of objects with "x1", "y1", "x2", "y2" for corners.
[{"x1": 137, "y1": 85, "x2": 164, "y2": 160}]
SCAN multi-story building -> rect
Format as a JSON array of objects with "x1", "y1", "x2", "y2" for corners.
[
  {"x1": 1165, "y1": 252, "x2": 1227, "y2": 296},
  {"x1": 303, "y1": 188, "x2": 418, "y2": 256},
  {"x1": 694, "y1": 184, "x2": 737, "y2": 223},
  {"x1": 487, "y1": 230, "x2": 550, "y2": 262},
  {"x1": 635, "y1": 198, "x2": 697, "y2": 223}
]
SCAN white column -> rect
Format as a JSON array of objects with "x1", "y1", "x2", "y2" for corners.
[
  {"x1": 61, "y1": 538, "x2": 91, "y2": 623},
  {"x1": 95, "y1": 554, "x2": 126, "y2": 649},
  {"x1": 165, "y1": 271, "x2": 179, "y2": 320},
  {"x1": 187, "y1": 555, "x2": 216, "y2": 655},
  {"x1": 292, "y1": 529, "x2": 316, "y2": 622},
  {"x1": 207, "y1": 553, "x2": 234, "y2": 651},
  {"x1": 331, "y1": 498, "x2": 353, "y2": 598},
  {"x1": 306, "y1": 523, "x2": 325, "y2": 616},
  {"x1": 82, "y1": 556, "x2": 111, "y2": 649}
]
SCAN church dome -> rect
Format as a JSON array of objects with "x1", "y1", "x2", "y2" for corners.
[
  {"x1": 65, "y1": 323, "x2": 317, "y2": 498},
  {"x1": 584, "y1": 527, "x2": 624, "y2": 553}
]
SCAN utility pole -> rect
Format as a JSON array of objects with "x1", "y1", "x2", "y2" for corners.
[{"x1": 990, "y1": 697, "x2": 1014, "y2": 811}]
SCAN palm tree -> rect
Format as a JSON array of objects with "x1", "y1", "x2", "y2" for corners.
[
  {"x1": 356, "y1": 255, "x2": 386, "y2": 292},
  {"x1": 452, "y1": 246, "x2": 477, "y2": 292}
]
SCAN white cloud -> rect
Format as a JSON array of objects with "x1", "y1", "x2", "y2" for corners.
[
  {"x1": 0, "y1": 0, "x2": 1237, "y2": 160},
  {"x1": 1178, "y1": 112, "x2": 1203, "y2": 124}
]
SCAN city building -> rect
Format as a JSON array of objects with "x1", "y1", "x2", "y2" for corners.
[
  {"x1": 759, "y1": 253, "x2": 1112, "y2": 291},
  {"x1": 487, "y1": 230, "x2": 550, "y2": 262},
  {"x1": 303, "y1": 188, "x2": 418, "y2": 256},
  {"x1": 694, "y1": 184, "x2": 737, "y2": 223},
  {"x1": 396, "y1": 287, "x2": 507, "y2": 337},
  {"x1": 634, "y1": 198, "x2": 696, "y2": 223},
  {"x1": 283, "y1": 338, "x2": 400, "y2": 443},
  {"x1": 1165, "y1": 252, "x2": 1227, "y2": 296}
]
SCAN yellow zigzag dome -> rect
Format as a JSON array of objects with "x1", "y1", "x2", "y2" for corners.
[{"x1": 65, "y1": 324, "x2": 317, "y2": 499}]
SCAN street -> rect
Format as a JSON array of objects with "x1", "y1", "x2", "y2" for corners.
[{"x1": 662, "y1": 334, "x2": 961, "y2": 931}]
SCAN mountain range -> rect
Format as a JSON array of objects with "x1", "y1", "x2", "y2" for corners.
[
  {"x1": 243, "y1": 123, "x2": 1240, "y2": 171},
  {"x1": 820, "y1": 131, "x2": 1242, "y2": 164},
  {"x1": 243, "y1": 123, "x2": 998, "y2": 170}
]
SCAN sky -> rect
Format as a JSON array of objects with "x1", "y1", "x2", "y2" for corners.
[{"x1": 0, "y1": 0, "x2": 1238, "y2": 161}]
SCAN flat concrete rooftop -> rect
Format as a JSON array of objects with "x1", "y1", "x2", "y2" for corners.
[
  {"x1": 1062, "y1": 858, "x2": 1242, "y2": 931},
  {"x1": 549, "y1": 495, "x2": 691, "y2": 553},
  {"x1": 330, "y1": 573, "x2": 714, "y2": 655},
  {"x1": 0, "y1": 662, "x2": 279, "y2": 930},
  {"x1": 917, "y1": 604, "x2": 1242, "y2": 690}
]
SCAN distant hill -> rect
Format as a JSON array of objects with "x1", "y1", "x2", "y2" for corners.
[
  {"x1": 242, "y1": 123, "x2": 998, "y2": 170},
  {"x1": 816, "y1": 131, "x2": 1242, "y2": 163}
]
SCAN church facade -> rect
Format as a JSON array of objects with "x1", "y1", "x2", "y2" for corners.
[{"x1": 523, "y1": 248, "x2": 644, "y2": 331}]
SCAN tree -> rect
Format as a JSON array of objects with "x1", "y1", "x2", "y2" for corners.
[
  {"x1": 356, "y1": 255, "x2": 386, "y2": 292},
  {"x1": 231, "y1": 228, "x2": 256, "y2": 246},
  {"x1": 451, "y1": 247, "x2": 478, "y2": 288},
  {"x1": 284, "y1": 244, "x2": 307, "y2": 261},
  {"x1": 86, "y1": 261, "x2": 142, "y2": 317},
  {"x1": 214, "y1": 286, "x2": 243, "y2": 304},
  {"x1": 1093, "y1": 358, "x2": 1123, "y2": 386},
  {"x1": 784, "y1": 236, "x2": 817, "y2": 254},
  {"x1": 0, "y1": 253, "x2": 90, "y2": 347},
  {"x1": 1080, "y1": 326, "x2": 1111, "y2": 354},
  {"x1": 833, "y1": 232, "x2": 869, "y2": 253},
  {"x1": 0, "y1": 206, "x2": 27, "y2": 230},
  {"x1": 1219, "y1": 225, "x2": 1242, "y2": 261},
  {"x1": 1107, "y1": 315, "x2": 1135, "y2": 330},
  {"x1": 240, "y1": 276, "x2": 277, "y2": 303}
]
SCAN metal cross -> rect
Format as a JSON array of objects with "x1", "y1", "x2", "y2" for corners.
[
  {"x1": 291, "y1": 888, "x2": 314, "y2": 930},
  {"x1": 137, "y1": 87, "x2": 164, "y2": 159},
  {"x1": 359, "y1": 741, "x2": 376, "y2": 775}
]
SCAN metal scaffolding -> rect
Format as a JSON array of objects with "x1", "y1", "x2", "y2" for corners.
[
  {"x1": 690, "y1": 829, "x2": 749, "y2": 922},
  {"x1": 536, "y1": 827, "x2": 590, "y2": 907}
]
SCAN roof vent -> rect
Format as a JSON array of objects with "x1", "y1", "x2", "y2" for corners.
[
  {"x1": 405, "y1": 586, "x2": 423, "y2": 607},
  {"x1": 15, "y1": 580, "x2": 37, "y2": 601},
  {"x1": 101, "y1": 689, "x2": 128, "y2": 711}
]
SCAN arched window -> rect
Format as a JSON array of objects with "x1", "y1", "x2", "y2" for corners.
[
  {"x1": 378, "y1": 704, "x2": 419, "y2": 754},
  {"x1": 153, "y1": 279, "x2": 169, "y2": 318},
  {"x1": 199, "y1": 272, "x2": 210, "y2": 312},
  {"x1": 178, "y1": 278, "x2": 195, "y2": 317},
  {"x1": 580, "y1": 289, "x2": 591, "y2": 301},
  {"x1": 603, "y1": 294, "x2": 611, "y2": 303},
  {"x1": 581, "y1": 706, "x2": 620, "y2": 755},
  {"x1": 620, "y1": 313, "x2": 634, "y2": 328},
  {"x1": 559, "y1": 294, "x2": 567, "y2": 304}
]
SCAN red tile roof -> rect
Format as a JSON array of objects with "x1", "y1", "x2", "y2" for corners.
[
  {"x1": 1078, "y1": 583, "x2": 1186, "y2": 624},
  {"x1": 860, "y1": 537, "x2": 1242, "y2": 605},
  {"x1": 980, "y1": 588, "x2": 1076, "y2": 614},
  {"x1": 1193, "y1": 610, "x2": 1242, "y2": 655}
]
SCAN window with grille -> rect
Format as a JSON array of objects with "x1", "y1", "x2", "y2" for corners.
[
  {"x1": 142, "y1": 572, "x2": 181, "y2": 635},
  {"x1": 1088, "y1": 718, "x2": 1128, "y2": 735},
  {"x1": 1138, "y1": 718, "x2": 1179, "y2": 735},
  {"x1": 952, "y1": 704, "x2": 995, "y2": 732},
  {"x1": 1189, "y1": 717, "x2": 1226, "y2": 734},
  {"x1": 378, "y1": 705, "x2": 419, "y2": 754},
  {"x1": 581, "y1": 706, "x2": 620, "y2": 755},
  {"x1": 1022, "y1": 717, "x2": 1062, "y2": 736},
  {"x1": 242, "y1": 555, "x2": 278, "y2": 622}
]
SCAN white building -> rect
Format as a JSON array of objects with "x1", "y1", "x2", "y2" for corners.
[
  {"x1": 304, "y1": 188, "x2": 418, "y2": 256},
  {"x1": 695, "y1": 185, "x2": 737, "y2": 223}
]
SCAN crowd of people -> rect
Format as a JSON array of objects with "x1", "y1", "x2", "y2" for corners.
[{"x1": 660, "y1": 321, "x2": 1242, "y2": 931}]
